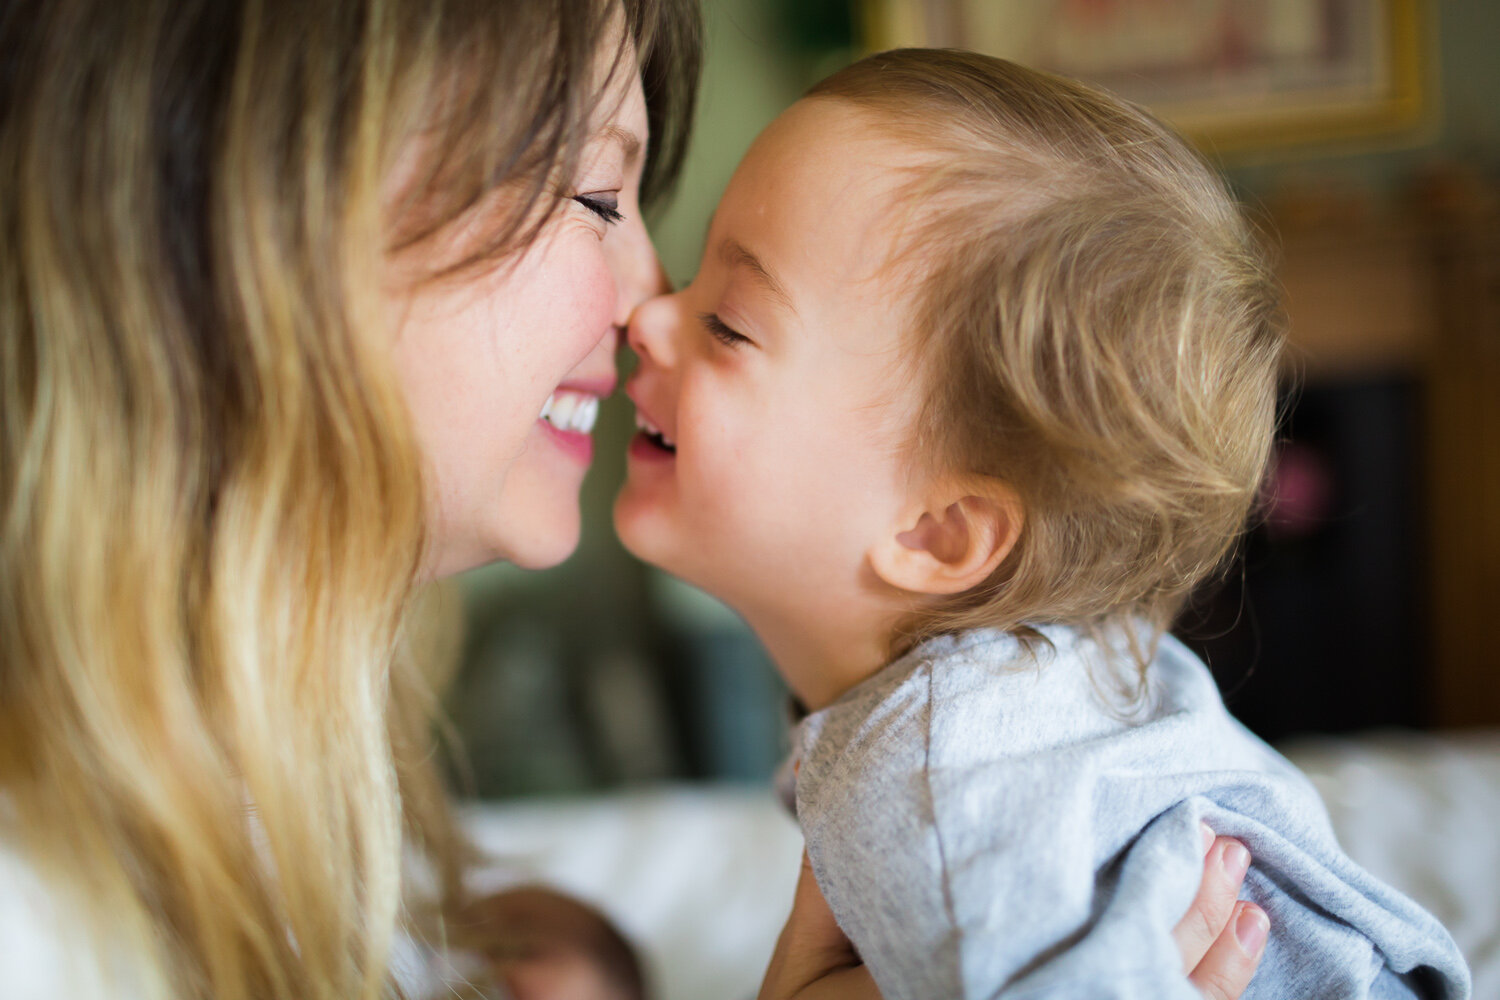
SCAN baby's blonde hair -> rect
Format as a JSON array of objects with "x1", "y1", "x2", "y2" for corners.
[{"x1": 811, "y1": 50, "x2": 1283, "y2": 665}]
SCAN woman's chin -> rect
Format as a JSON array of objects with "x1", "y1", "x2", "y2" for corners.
[
  {"x1": 495, "y1": 518, "x2": 583, "y2": 571},
  {"x1": 424, "y1": 518, "x2": 582, "y2": 579}
]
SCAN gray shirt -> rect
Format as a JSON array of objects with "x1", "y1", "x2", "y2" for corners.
[{"x1": 786, "y1": 626, "x2": 1470, "y2": 1000}]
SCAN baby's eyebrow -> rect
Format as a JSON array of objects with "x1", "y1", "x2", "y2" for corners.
[{"x1": 719, "y1": 239, "x2": 794, "y2": 314}]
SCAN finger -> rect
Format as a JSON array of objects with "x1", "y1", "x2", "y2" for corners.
[
  {"x1": 774, "y1": 852, "x2": 858, "y2": 985},
  {"x1": 1173, "y1": 828, "x2": 1252, "y2": 972},
  {"x1": 1189, "y1": 901, "x2": 1270, "y2": 1000},
  {"x1": 759, "y1": 853, "x2": 878, "y2": 1000},
  {"x1": 786, "y1": 852, "x2": 851, "y2": 954},
  {"x1": 791, "y1": 965, "x2": 879, "y2": 1000}
]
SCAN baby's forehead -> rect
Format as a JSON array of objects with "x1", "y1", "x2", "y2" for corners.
[
  {"x1": 754, "y1": 97, "x2": 925, "y2": 196},
  {"x1": 739, "y1": 102, "x2": 934, "y2": 274}
]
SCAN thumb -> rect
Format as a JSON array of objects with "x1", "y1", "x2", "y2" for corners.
[{"x1": 786, "y1": 852, "x2": 851, "y2": 956}]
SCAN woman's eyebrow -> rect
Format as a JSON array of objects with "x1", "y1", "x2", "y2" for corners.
[
  {"x1": 598, "y1": 124, "x2": 643, "y2": 166},
  {"x1": 719, "y1": 238, "x2": 794, "y2": 314}
]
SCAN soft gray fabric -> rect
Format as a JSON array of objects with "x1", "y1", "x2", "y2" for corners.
[{"x1": 788, "y1": 626, "x2": 1471, "y2": 1000}]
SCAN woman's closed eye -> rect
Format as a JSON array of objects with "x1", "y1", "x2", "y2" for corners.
[
  {"x1": 699, "y1": 312, "x2": 752, "y2": 349},
  {"x1": 572, "y1": 193, "x2": 624, "y2": 224}
]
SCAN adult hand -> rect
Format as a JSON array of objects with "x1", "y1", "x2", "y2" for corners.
[
  {"x1": 1176, "y1": 827, "x2": 1271, "y2": 1000},
  {"x1": 759, "y1": 828, "x2": 1269, "y2": 1000}
]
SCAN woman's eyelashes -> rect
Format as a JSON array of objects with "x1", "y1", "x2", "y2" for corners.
[
  {"x1": 572, "y1": 193, "x2": 624, "y2": 224},
  {"x1": 699, "y1": 312, "x2": 752, "y2": 349}
]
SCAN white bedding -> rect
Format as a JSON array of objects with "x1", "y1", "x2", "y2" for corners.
[
  {"x1": 463, "y1": 786, "x2": 803, "y2": 1000},
  {"x1": 1282, "y1": 730, "x2": 1500, "y2": 998},
  {"x1": 462, "y1": 730, "x2": 1500, "y2": 1000}
]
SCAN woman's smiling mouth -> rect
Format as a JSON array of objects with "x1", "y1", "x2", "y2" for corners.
[
  {"x1": 539, "y1": 389, "x2": 602, "y2": 434},
  {"x1": 536, "y1": 377, "x2": 616, "y2": 463}
]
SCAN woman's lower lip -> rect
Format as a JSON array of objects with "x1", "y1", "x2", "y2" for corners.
[
  {"x1": 538, "y1": 418, "x2": 594, "y2": 463},
  {"x1": 628, "y1": 431, "x2": 676, "y2": 463}
]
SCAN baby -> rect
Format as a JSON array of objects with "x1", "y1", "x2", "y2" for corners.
[{"x1": 614, "y1": 48, "x2": 1469, "y2": 1000}]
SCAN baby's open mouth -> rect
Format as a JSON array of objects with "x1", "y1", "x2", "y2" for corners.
[
  {"x1": 634, "y1": 411, "x2": 676, "y2": 454},
  {"x1": 539, "y1": 390, "x2": 601, "y2": 435}
]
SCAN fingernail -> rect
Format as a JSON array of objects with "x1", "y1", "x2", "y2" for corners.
[
  {"x1": 1221, "y1": 842, "x2": 1250, "y2": 876},
  {"x1": 1234, "y1": 904, "x2": 1269, "y2": 955},
  {"x1": 1199, "y1": 822, "x2": 1214, "y2": 856}
]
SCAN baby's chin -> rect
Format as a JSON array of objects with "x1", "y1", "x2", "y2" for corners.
[
  {"x1": 612, "y1": 502, "x2": 749, "y2": 619},
  {"x1": 610, "y1": 488, "x2": 676, "y2": 572}
]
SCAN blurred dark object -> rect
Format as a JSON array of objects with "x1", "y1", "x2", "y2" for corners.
[
  {"x1": 446, "y1": 566, "x2": 788, "y2": 797},
  {"x1": 1413, "y1": 164, "x2": 1500, "y2": 726},
  {"x1": 447, "y1": 577, "x2": 685, "y2": 797},
  {"x1": 774, "y1": 0, "x2": 854, "y2": 54},
  {"x1": 451, "y1": 885, "x2": 645, "y2": 1000},
  {"x1": 1179, "y1": 378, "x2": 1425, "y2": 741},
  {"x1": 665, "y1": 613, "x2": 788, "y2": 782},
  {"x1": 1180, "y1": 163, "x2": 1500, "y2": 737},
  {"x1": 1262, "y1": 440, "x2": 1338, "y2": 540}
]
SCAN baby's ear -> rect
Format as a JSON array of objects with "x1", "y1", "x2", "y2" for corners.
[{"x1": 869, "y1": 479, "x2": 1023, "y2": 597}]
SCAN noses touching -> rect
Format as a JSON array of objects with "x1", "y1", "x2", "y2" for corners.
[
  {"x1": 558, "y1": 223, "x2": 659, "y2": 392},
  {"x1": 626, "y1": 288, "x2": 684, "y2": 372},
  {"x1": 623, "y1": 288, "x2": 684, "y2": 439}
]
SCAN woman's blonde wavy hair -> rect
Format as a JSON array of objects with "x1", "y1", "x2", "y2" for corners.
[
  {"x1": 810, "y1": 50, "x2": 1284, "y2": 673},
  {"x1": 0, "y1": 0, "x2": 696, "y2": 997}
]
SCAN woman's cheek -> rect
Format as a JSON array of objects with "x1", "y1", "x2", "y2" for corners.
[
  {"x1": 506, "y1": 229, "x2": 617, "y2": 373},
  {"x1": 564, "y1": 240, "x2": 619, "y2": 354}
]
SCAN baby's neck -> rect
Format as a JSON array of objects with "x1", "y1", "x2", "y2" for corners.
[{"x1": 744, "y1": 606, "x2": 899, "y2": 713}]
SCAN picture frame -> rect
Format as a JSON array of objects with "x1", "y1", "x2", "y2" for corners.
[{"x1": 860, "y1": 0, "x2": 1431, "y2": 158}]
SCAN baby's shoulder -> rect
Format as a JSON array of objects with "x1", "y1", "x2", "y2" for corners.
[
  {"x1": 921, "y1": 625, "x2": 1228, "y2": 750},
  {"x1": 795, "y1": 625, "x2": 1269, "y2": 811}
]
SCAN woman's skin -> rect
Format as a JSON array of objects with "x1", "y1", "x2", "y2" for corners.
[
  {"x1": 388, "y1": 33, "x2": 1269, "y2": 1000},
  {"x1": 391, "y1": 50, "x2": 656, "y2": 577}
]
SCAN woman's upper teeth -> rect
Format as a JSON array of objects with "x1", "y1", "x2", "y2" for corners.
[
  {"x1": 634, "y1": 409, "x2": 675, "y2": 447},
  {"x1": 540, "y1": 390, "x2": 600, "y2": 434}
]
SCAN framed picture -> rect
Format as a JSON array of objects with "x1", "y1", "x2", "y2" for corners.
[{"x1": 861, "y1": 0, "x2": 1430, "y2": 158}]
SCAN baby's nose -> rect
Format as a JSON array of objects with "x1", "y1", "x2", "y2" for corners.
[{"x1": 625, "y1": 292, "x2": 680, "y2": 370}]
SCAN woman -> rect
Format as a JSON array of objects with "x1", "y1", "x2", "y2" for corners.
[{"x1": 0, "y1": 0, "x2": 1264, "y2": 997}]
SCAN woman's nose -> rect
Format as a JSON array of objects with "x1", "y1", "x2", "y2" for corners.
[
  {"x1": 608, "y1": 214, "x2": 668, "y2": 329},
  {"x1": 625, "y1": 290, "x2": 680, "y2": 370}
]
